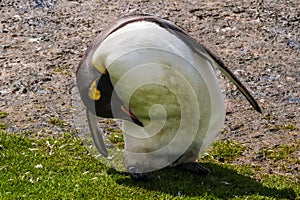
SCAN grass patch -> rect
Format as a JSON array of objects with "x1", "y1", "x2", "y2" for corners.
[
  {"x1": 48, "y1": 117, "x2": 68, "y2": 128},
  {"x1": 203, "y1": 139, "x2": 244, "y2": 162},
  {"x1": 0, "y1": 111, "x2": 8, "y2": 130},
  {"x1": 279, "y1": 123, "x2": 298, "y2": 131},
  {"x1": 0, "y1": 111, "x2": 8, "y2": 119},
  {"x1": 269, "y1": 123, "x2": 298, "y2": 132},
  {"x1": 53, "y1": 65, "x2": 72, "y2": 76},
  {"x1": 0, "y1": 123, "x2": 8, "y2": 130},
  {"x1": 108, "y1": 132, "x2": 124, "y2": 149},
  {"x1": 0, "y1": 131, "x2": 298, "y2": 199},
  {"x1": 259, "y1": 140, "x2": 300, "y2": 163}
]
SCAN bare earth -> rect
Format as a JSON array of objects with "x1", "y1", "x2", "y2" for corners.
[{"x1": 0, "y1": 0, "x2": 299, "y2": 179}]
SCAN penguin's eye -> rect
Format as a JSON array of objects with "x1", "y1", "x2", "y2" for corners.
[{"x1": 88, "y1": 78, "x2": 101, "y2": 100}]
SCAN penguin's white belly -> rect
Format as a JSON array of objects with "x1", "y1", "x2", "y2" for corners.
[{"x1": 93, "y1": 21, "x2": 225, "y2": 172}]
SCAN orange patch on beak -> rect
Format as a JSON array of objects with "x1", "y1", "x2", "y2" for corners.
[
  {"x1": 120, "y1": 105, "x2": 144, "y2": 127},
  {"x1": 121, "y1": 105, "x2": 137, "y2": 119}
]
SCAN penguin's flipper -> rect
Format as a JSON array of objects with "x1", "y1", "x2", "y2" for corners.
[
  {"x1": 197, "y1": 48, "x2": 262, "y2": 113},
  {"x1": 190, "y1": 44, "x2": 261, "y2": 113},
  {"x1": 86, "y1": 110, "x2": 108, "y2": 157}
]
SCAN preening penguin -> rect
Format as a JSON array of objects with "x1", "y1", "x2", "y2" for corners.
[{"x1": 76, "y1": 14, "x2": 261, "y2": 180}]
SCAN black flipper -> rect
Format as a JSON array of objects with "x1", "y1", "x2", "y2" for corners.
[{"x1": 86, "y1": 110, "x2": 108, "y2": 157}]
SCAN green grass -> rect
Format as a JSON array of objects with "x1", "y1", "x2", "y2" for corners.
[
  {"x1": 268, "y1": 123, "x2": 298, "y2": 132},
  {"x1": 0, "y1": 111, "x2": 8, "y2": 130},
  {"x1": 259, "y1": 140, "x2": 300, "y2": 165},
  {"x1": 0, "y1": 130, "x2": 298, "y2": 199},
  {"x1": 203, "y1": 140, "x2": 244, "y2": 162},
  {"x1": 48, "y1": 117, "x2": 68, "y2": 128},
  {"x1": 0, "y1": 111, "x2": 8, "y2": 119},
  {"x1": 0, "y1": 123, "x2": 8, "y2": 130},
  {"x1": 108, "y1": 131, "x2": 124, "y2": 149},
  {"x1": 279, "y1": 123, "x2": 298, "y2": 131}
]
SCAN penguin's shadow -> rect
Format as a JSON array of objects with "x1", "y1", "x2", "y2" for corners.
[{"x1": 112, "y1": 163, "x2": 296, "y2": 199}]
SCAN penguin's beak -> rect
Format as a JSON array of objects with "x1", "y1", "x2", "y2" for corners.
[{"x1": 120, "y1": 105, "x2": 144, "y2": 127}]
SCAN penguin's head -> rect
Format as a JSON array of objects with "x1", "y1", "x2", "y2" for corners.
[{"x1": 76, "y1": 54, "x2": 143, "y2": 126}]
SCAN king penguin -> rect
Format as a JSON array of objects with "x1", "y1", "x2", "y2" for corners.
[{"x1": 76, "y1": 14, "x2": 261, "y2": 180}]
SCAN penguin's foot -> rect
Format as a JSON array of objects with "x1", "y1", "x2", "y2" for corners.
[
  {"x1": 175, "y1": 162, "x2": 211, "y2": 176},
  {"x1": 127, "y1": 166, "x2": 150, "y2": 181},
  {"x1": 108, "y1": 167, "x2": 150, "y2": 181},
  {"x1": 129, "y1": 172, "x2": 150, "y2": 181}
]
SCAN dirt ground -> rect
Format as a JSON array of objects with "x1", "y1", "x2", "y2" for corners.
[{"x1": 0, "y1": 0, "x2": 299, "y2": 179}]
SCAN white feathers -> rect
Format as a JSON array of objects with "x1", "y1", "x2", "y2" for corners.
[{"x1": 92, "y1": 21, "x2": 224, "y2": 172}]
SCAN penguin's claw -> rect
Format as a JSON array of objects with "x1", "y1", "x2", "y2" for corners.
[
  {"x1": 175, "y1": 162, "x2": 211, "y2": 176},
  {"x1": 127, "y1": 166, "x2": 150, "y2": 181},
  {"x1": 129, "y1": 172, "x2": 150, "y2": 181}
]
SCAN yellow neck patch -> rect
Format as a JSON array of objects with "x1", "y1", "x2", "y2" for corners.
[{"x1": 88, "y1": 78, "x2": 101, "y2": 101}]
